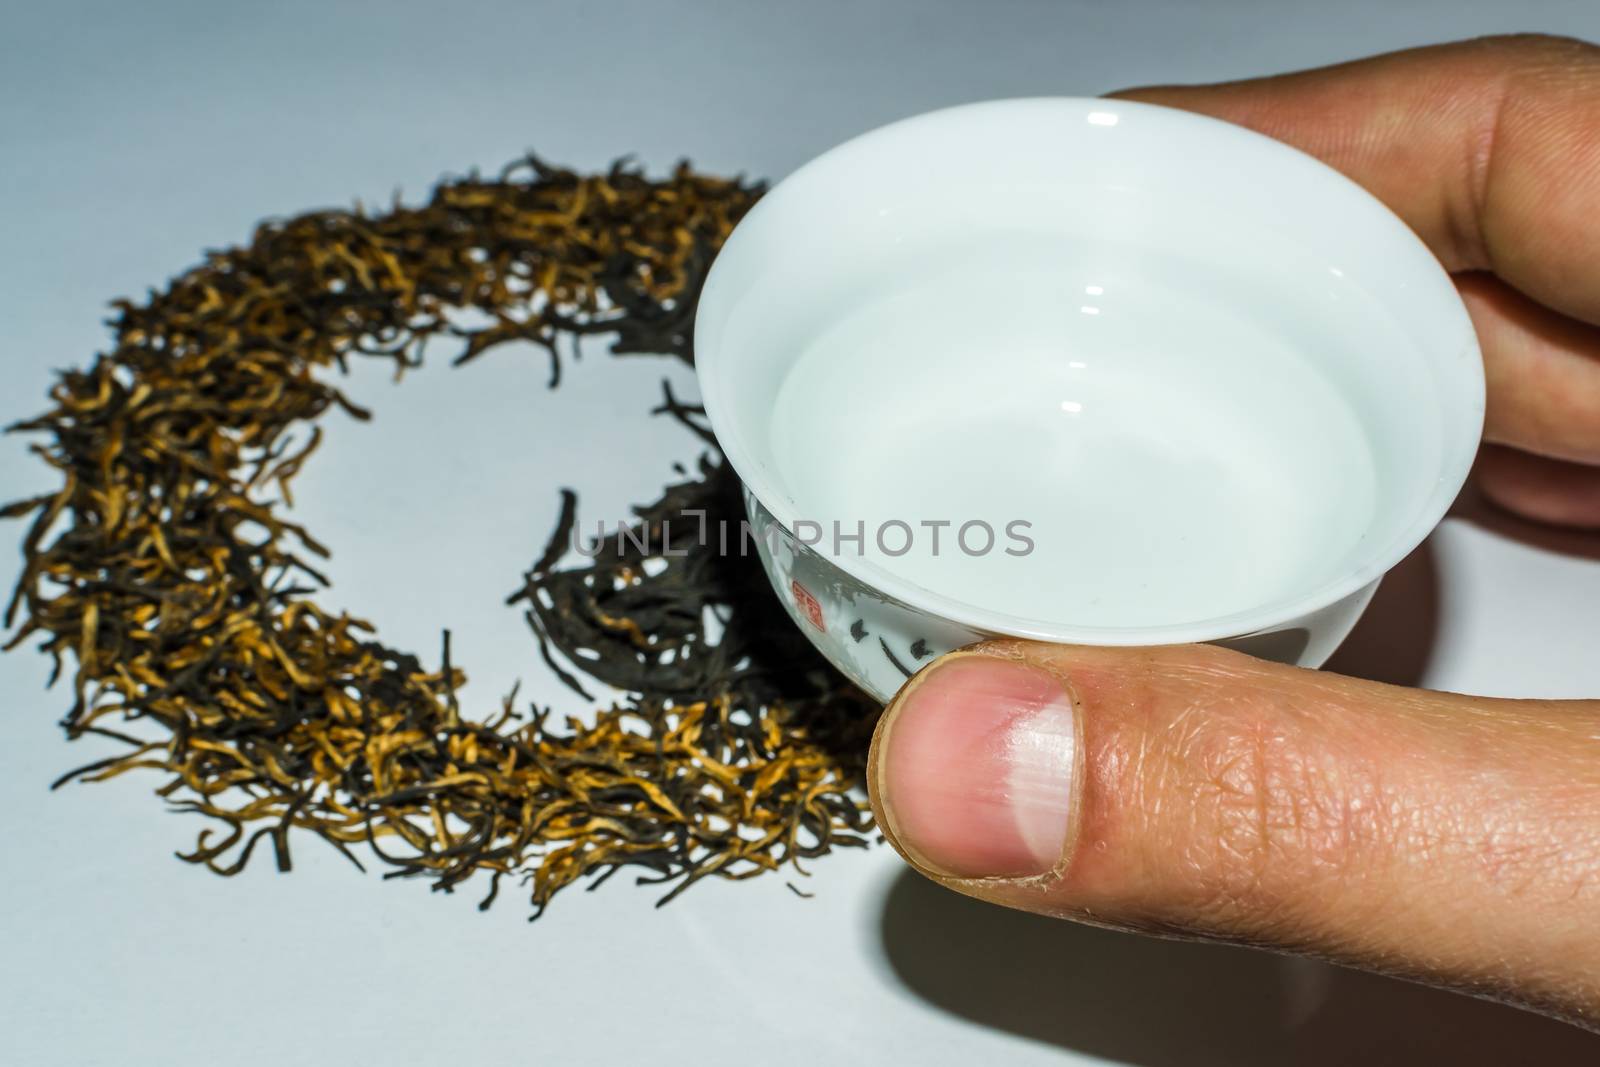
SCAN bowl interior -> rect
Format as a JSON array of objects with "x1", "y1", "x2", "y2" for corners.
[{"x1": 694, "y1": 98, "x2": 1483, "y2": 643}]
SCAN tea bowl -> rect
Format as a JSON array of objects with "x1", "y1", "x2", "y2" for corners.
[{"x1": 693, "y1": 98, "x2": 1483, "y2": 703}]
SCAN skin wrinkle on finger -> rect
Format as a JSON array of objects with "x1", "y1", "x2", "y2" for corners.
[
  {"x1": 1458, "y1": 51, "x2": 1509, "y2": 273},
  {"x1": 1137, "y1": 647, "x2": 1600, "y2": 1011},
  {"x1": 871, "y1": 642, "x2": 1600, "y2": 1027}
]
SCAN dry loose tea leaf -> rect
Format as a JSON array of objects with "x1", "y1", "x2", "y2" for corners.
[{"x1": 4, "y1": 155, "x2": 878, "y2": 917}]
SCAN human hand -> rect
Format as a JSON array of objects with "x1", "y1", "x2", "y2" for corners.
[{"x1": 866, "y1": 35, "x2": 1600, "y2": 1029}]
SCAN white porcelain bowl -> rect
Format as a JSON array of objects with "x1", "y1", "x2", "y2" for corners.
[{"x1": 694, "y1": 98, "x2": 1483, "y2": 703}]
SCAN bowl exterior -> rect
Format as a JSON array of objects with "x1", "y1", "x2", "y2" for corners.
[
  {"x1": 744, "y1": 489, "x2": 1378, "y2": 703},
  {"x1": 697, "y1": 98, "x2": 1480, "y2": 658}
]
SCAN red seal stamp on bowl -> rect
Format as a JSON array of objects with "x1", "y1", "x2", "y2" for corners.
[{"x1": 790, "y1": 579, "x2": 825, "y2": 632}]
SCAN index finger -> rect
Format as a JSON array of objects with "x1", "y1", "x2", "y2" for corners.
[{"x1": 1112, "y1": 34, "x2": 1600, "y2": 327}]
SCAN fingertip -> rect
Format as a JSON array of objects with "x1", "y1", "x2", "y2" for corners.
[
  {"x1": 870, "y1": 651, "x2": 1081, "y2": 881},
  {"x1": 1475, "y1": 445, "x2": 1600, "y2": 529}
]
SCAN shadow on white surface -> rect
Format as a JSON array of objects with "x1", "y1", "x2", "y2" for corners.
[
  {"x1": 878, "y1": 870, "x2": 1600, "y2": 1065},
  {"x1": 1323, "y1": 539, "x2": 1439, "y2": 687}
]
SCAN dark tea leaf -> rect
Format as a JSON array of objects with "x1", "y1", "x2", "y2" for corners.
[{"x1": 4, "y1": 155, "x2": 878, "y2": 918}]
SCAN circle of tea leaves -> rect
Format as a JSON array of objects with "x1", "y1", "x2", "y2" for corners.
[{"x1": 3, "y1": 156, "x2": 878, "y2": 917}]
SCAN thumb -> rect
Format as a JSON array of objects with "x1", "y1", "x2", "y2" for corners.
[{"x1": 866, "y1": 643, "x2": 1600, "y2": 1028}]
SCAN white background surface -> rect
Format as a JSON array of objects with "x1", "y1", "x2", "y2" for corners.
[{"x1": 4, "y1": 2, "x2": 1600, "y2": 1064}]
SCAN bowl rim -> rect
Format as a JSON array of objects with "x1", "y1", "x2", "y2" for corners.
[{"x1": 693, "y1": 96, "x2": 1485, "y2": 645}]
